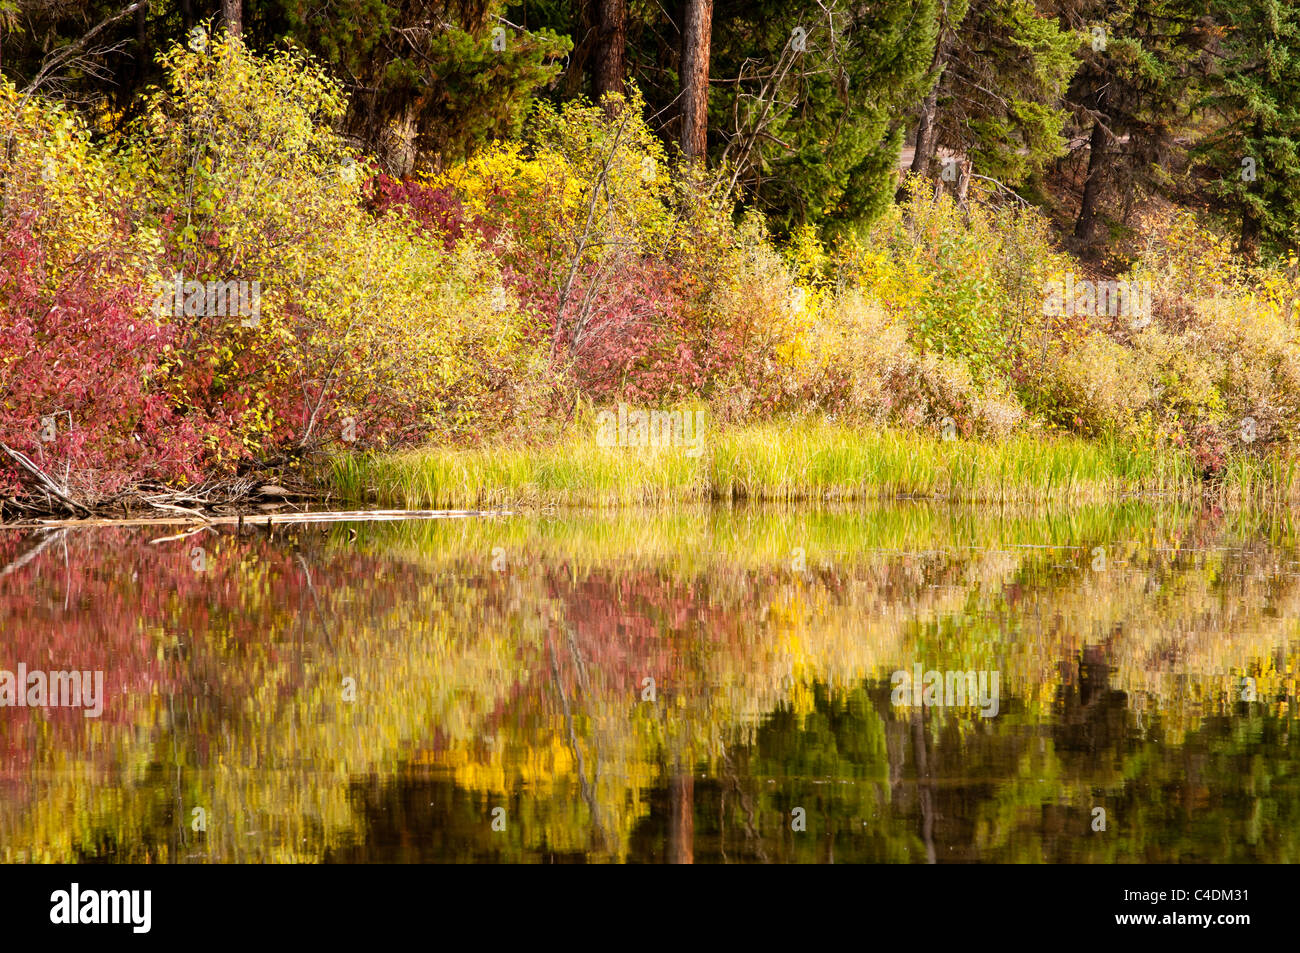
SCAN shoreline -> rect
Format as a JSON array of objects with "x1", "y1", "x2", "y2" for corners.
[
  {"x1": 0, "y1": 507, "x2": 511, "y2": 531},
  {"x1": 7, "y1": 423, "x2": 1300, "y2": 525}
]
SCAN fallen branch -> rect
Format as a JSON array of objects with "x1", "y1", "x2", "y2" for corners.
[
  {"x1": 142, "y1": 499, "x2": 212, "y2": 522},
  {"x1": 5, "y1": 509, "x2": 513, "y2": 530},
  {"x1": 0, "y1": 442, "x2": 92, "y2": 515}
]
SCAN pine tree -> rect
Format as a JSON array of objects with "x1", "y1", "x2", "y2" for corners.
[
  {"x1": 1054, "y1": 0, "x2": 1209, "y2": 246},
  {"x1": 1192, "y1": 0, "x2": 1300, "y2": 256},
  {"x1": 922, "y1": 0, "x2": 1077, "y2": 192},
  {"x1": 707, "y1": 0, "x2": 939, "y2": 237},
  {"x1": 267, "y1": 0, "x2": 570, "y2": 172}
]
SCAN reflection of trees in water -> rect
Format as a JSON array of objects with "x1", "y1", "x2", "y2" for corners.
[
  {"x1": 0, "y1": 506, "x2": 1298, "y2": 862},
  {"x1": 309, "y1": 674, "x2": 1300, "y2": 863}
]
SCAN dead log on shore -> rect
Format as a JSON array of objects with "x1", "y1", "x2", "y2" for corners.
[{"x1": 0, "y1": 508, "x2": 512, "y2": 530}]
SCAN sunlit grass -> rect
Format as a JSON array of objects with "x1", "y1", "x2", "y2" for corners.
[{"x1": 326, "y1": 420, "x2": 1300, "y2": 509}]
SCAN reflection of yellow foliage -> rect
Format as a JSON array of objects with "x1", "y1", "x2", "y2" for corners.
[{"x1": 5, "y1": 505, "x2": 1300, "y2": 861}]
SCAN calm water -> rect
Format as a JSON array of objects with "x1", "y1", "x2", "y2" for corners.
[{"x1": 1, "y1": 503, "x2": 1297, "y2": 863}]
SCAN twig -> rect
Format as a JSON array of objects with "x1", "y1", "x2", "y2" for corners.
[{"x1": 19, "y1": 2, "x2": 146, "y2": 103}]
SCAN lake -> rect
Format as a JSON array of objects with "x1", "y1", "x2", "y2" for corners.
[{"x1": 1, "y1": 502, "x2": 1297, "y2": 863}]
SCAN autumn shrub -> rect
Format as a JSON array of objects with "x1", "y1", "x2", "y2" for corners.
[
  {"x1": 2, "y1": 34, "x2": 550, "y2": 502},
  {"x1": 841, "y1": 186, "x2": 1070, "y2": 382},
  {"x1": 391, "y1": 92, "x2": 802, "y2": 413},
  {"x1": 1021, "y1": 331, "x2": 1153, "y2": 438},
  {"x1": 797, "y1": 293, "x2": 910, "y2": 420},
  {"x1": 1026, "y1": 213, "x2": 1300, "y2": 454},
  {"x1": 0, "y1": 77, "x2": 220, "y2": 501},
  {"x1": 11, "y1": 31, "x2": 1300, "y2": 507},
  {"x1": 0, "y1": 220, "x2": 214, "y2": 501},
  {"x1": 366, "y1": 174, "x2": 477, "y2": 248},
  {"x1": 1140, "y1": 298, "x2": 1300, "y2": 454},
  {"x1": 128, "y1": 34, "x2": 547, "y2": 451}
]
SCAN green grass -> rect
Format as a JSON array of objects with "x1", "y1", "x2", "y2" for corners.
[{"x1": 325, "y1": 420, "x2": 1300, "y2": 509}]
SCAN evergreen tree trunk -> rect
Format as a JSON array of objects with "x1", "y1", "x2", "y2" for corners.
[
  {"x1": 668, "y1": 768, "x2": 695, "y2": 863},
  {"x1": 1239, "y1": 209, "x2": 1262, "y2": 260},
  {"x1": 1238, "y1": 119, "x2": 1265, "y2": 259},
  {"x1": 563, "y1": 0, "x2": 595, "y2": 97},
  {"x1": 392, "y1": 101, "x2": 420, "y2": 178},
  {"x1": 1073, "y1": 120, "x2": 1109, "y2": 243},
  {"x1": 681, "y1": 0, "x2": 712, "y2": 162},
  {"x1": 956, "y1": 157, "x2": 972, "y2": 210},
  {"x1": 133, "y1": 2, "x2": 148, "y2": 85},
  {"x1": 899, "y1": 2, "x2": 957, "y2": 201},
  {"x1": 910, "y1": 83, "x2": 940, "y2": 178},
  {"x1": 594, "y1": 0, "x2": 627, "y2": 106}
]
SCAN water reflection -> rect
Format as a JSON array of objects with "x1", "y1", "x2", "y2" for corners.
[{"x1": 0, "y1": 503, "x2": 1297, "y2": 863}]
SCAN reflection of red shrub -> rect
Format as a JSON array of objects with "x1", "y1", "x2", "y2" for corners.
[{"x1": 0, "y1": 528, "x2": 393, "y2": 780}]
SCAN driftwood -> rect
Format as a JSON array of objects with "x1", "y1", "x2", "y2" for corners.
[
  {"x1": 142, "y1": 500, "x2": 213, "y2": 522},
  {"x1": 0, "y1": 509, "x2": 513, "y2": 530},
  {"x1": 0, "y1": 441, "x2": 92, "y2": 516},
  {"x1": 0, "y1": 470, "x2": 297, "y2": 522}
]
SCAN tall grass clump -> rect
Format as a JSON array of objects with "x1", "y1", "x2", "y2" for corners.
[{"x1": 326, "y1": 420, "x2": 1244, "y2": 509}]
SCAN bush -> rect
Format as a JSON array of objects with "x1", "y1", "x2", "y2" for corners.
[
  {"x1": 1023, "y1": 332, "x2": 1153, "y2": 438},
  {"x1": 840, "y1": 186, "x2": 1070, "y2": 382},
  {"x1": 0, "y1": 75, "x2": 215, "y2": 501},
  {"x1": 1, "y1": 35, "x2": 552, "y2": 501}
]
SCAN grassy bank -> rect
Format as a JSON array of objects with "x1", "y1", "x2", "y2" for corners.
[{"x1": 326, "y1": 421, "x2": 1300, "y2": 509}]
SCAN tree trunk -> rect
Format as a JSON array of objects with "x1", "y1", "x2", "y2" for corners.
[
  {"x1": 680, "y1": 0, "x2": 712, "y2": 162},
  {"x1": 1237, "y1": 120, "x2": 1265, "y2": 260},
  {"x1": 899, "y1": 3, "x2": 954, "y2": 199},
  {"x1": 1239, "y1": 210, "x2": 1261, "y2": 260},
  {"x1": 563, "y1": 0, "x2": 595, "y2": 98},
  {"x1": 391, "y1": 101, "x2": 420, "y2": 178},
  {"x1": 910, "y1": 88, "x2": 938, "y2": 178},
  {"x1": 133, "y1": 2, "x2": 148, "y2": 86},
  {"x1": 594, "y1": 0, "x2": 627, "y2": 107},
  {"x1": 911, "y1": 709, "x2": 937, "y2": 864},
  {"x1": 121, "y1": 0, "x2": 148, "y2": 117},
  {"x1": 1073, "y1": 120, "x2": 1109, "y2": 243},
  {"x1": 955, "y1": 157, "x2": 972, "y2": 212},
  {"x1": 221, "y1": 0, "x2": 242, "y2": 37}
]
